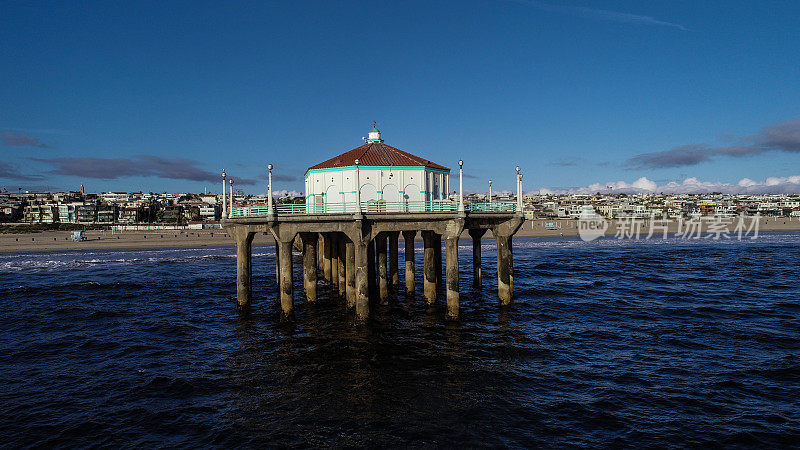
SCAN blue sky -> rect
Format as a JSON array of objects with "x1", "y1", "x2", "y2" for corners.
[{"x1": 2, "y1": 0, "x2": 799, "y2": 194}]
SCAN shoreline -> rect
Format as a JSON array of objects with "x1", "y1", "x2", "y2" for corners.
[{"x1": 1, "y1": 218, "x2": 799, "y2": 254}]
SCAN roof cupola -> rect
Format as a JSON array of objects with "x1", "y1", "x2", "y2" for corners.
[{"x1": 365, "y1": 121, "x2": 383, "y2": 143}]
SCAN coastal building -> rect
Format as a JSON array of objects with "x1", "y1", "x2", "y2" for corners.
[
  {"x1": 76, "y1": 204, "x2": 98, "y2": 223},
  {"x1": 199, "y1": 194, "x2": 219, "y2": 205},
  {"x1": 24, "y1": 204, "x2": 57, "y2": 223},
  {"x1": 160, "y1": 205, "x2": 183, "y2": 223},
  {"x1": 100, "y1": 192, "x2": 130, "y2": 204},
  {"x1": 97, "y1": 205, "x2": 117, "y2": 223},
  {"x1": 56, "y1": 203, "x2": 80, "y2": 223},
  {"x1": 118, "y1": 207, "x2": 144, "y2": 224},
  {"x1": 304, "y1": 126, "x2": 451, "y2": 212},
  {"x1": 0, "y1": 202, "x2": 22, "y2": 221},
  {"x1": 199, "y1": 203, "x2": 220, "y2": 221}
]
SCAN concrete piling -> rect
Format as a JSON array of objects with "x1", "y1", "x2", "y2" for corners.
[
  {"x1": 445, "y1": 236, "x2": 459, "y2": 320},
  {"x1": 323, "y1": 233, "x2": 332, "y2": 282},
  {"x1": 317, "y1": 233, "x2": 322, "y2": 272},
  {"x1": 469, "y1": 228, "x2": 487, "y2": 288},
  {"x1": 338, "y1": 235, "x2": 347, "y2": 297},
  {"x1": 354, "y1": 238, "x2": 370, "y2": 320},
  {"x1": 376, "y1": 232, "x2": 388, "y2": 302},
  {"x1": 234, "y1": 230, "x2": 255, "y2": 307},
  {"x1": 330, "y1": 234, "x2": 339, "y2": 295},
  {"x1": 495, "y1": 234, "x2": 512, "y2": 305},
  {"x1": 422, "y1": 230, "x2": 437, "y2": 304},
  {"x1": 300, "y1": 232, "x2": 317, "y2": 302},
  {"x1": 402, "y1": 230, "x2": 416, "y2": 295},
  {"x1": 345, "y1": 239, "x2": 356, "y2": 308},
  {"x1": 274, "y1": 240, "x2": 280, "y2": 286},
  {"x1": 509, "y1": 240, "x2": 514, "y2": 297},
  {"x1": 388, "y1": 231, "x2": 399, "y2": 292},
  {"x1": 367, "y1": 239, "x2": 376, "y2": 299},
  {"x1": 433, "y1": 233, "x2": 442, "y2": 291},
  {"x1": 278, "y1": 238, "x2": 294, "y2": 317}
]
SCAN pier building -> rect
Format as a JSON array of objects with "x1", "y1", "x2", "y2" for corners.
[
  {"x1": 304, "y1": 126, "x2": 451, "y2": 212},
  {"x1": 222, "y1": 126, "x2": 524, "y2": 321}
]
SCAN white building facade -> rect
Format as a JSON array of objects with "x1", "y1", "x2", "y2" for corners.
[{"x1": 304, "y1": 127, "x2": 451, "y2": 212}]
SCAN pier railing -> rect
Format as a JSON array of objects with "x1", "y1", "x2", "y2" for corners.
[{"x1": 229, "y1": 200, "x2": 516, "y2": 218}]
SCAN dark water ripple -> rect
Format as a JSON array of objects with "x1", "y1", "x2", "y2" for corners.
[{"x1": 1, "y1": 234, "x2": 800, "y2": 447}]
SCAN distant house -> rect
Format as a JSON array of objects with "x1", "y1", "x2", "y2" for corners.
[
  {"x1": 698, "y1": 203, "x2": 717, "y2": 217},
  {"x1": 0, "y1": 203, "x2": 23, "y2": 222},
  {"x1": 118, "y1": 207, "x2": 144, "y2": 224},
  {"x1": 199, "y1": 194, "x2": 218, "y2": 205},
  {"x1": 100, "y1": 192, "x2": 130, "y2": 204},
  {"x1": 199, "y1": 203, "x2": 219, "y2": 221},
  {"x1": 97, "y1": 205, "x2": 117, "y2": 223},
  {"x1": 160, "y1": 205, "x2": 184, "y2": 223},
  {"x1": 77, "y1": 204, "x2": 98, "y2": 223},
  {"x1": 56, "y1": 203, "x2": 81, "y2": 223},
  {"x1": 24, "y1": 204, "x2": 58, "y2": 223}
]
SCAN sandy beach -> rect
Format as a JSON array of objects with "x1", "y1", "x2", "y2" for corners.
[{"x1": 2, "y1": 217, "x2": 799, "y2": 253}]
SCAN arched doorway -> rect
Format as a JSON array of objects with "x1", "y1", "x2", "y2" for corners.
[
  {"x1": 325, "y1": 185, "x2": 341, "y2": 212},
  {"x1": 382, "y1": 183, "x2": 400, "y2": 203},
  {"x1": 360, "y1": 183, "x2": 377, "y2": 202},
  {"x1": 403, "y1": 183, "x2": 422, "y2": 211}
]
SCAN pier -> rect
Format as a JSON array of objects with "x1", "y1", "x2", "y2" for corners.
[
  {"x1": 223, "y1": 208, "x2": 522, "y2": 320},
  {"x1": 221, "y1": 126, "x2": 525, "y2": 320}
]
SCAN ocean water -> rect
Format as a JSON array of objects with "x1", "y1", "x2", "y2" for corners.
[{"x1": 1, "y1": 234, "x2": 799, "y2": 447}]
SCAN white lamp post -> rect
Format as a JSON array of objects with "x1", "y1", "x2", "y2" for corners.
[
  {"x1": 229, "y1": 179, "x2": 234, "y2": 217},
  {"x1": 488, "y1": 179, "x2": 493, "y2": 208},
  {"x1": 267, "y1": 164, "x2": 274, "y2": 216},
  {"x1": 221, "y1": 169, "x2": 227, "y2": 219},
  {"x1": 354, "y1": 159, "x2": 362, "y2": 215},
  {"x1": 515, "y1": 166, "x2": 523, "y2": 215},
  {"x1": 458, "y1": 159, "x2": 464, "y2": 213}
]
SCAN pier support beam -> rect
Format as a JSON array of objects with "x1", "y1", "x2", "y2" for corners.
[
  {"x1": 490, "y1": 217, "x2": 523, "y2": 306},
  {"x1": 300, "y1": 232, "x2": 317, "y2": 303},
  {"x1": 330, "y1": 233, "x2": 339, "y2": 296},
  {"x1": 367, "y1": 239, "x2": 376, "y2": 299},
  {"x1": 233, "y1": 229, "x2": 255, "y2": 307},
  {"x1": 317, "y1": 233, "x2": 324, "y2": 273},
  {"x1": 376, "y1": 232, "x2": 388, "y2": 303},
  {"x1": 510, "y1": 240, "x2": 514, "y2": 297},
  {"x1": 388, "y1": 231, "x2": 399, "y2": 292},
  {"x1": 345, "y1": 239, "x2": 356, "y2": 308},
  {"x1": 274, "y1": 240, "x2": 280, "y2": 286},
  {"x1": 402, "y1": 230, "x2": 416, "y2": 295},
  {"x1": 422, "y1": 231, "x2": 438, "y2": 305},
  {"x1": 434, "y1": 234, "x2": 442, "y2": 291},
  {"x1": 355, "y1": 239, "x2": 370, "y2": 320},
  {"x1": 445, "y1": 236, "x2": 459, "y2": 320},
  {"x1": 495, "y1": 234, "x2": 512, "y2": 305},
  {"x1": 277, "y1": 236, "x2": 295, "y2": 318},
  {"x1": 338, "y1": 235, "x2": 347, "y2": 297},
  {"x1": 323, "y1": 233, "x2": 332, "y2": 282},
  {"x1": 346, "y1": 220, "x2": 372, "y2": 321},
  {"x1": 469, "y1": 228, "x2": 487, "y2": 288}
]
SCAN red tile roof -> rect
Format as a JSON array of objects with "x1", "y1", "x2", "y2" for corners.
[{"x1": 306, "y1": 142, "x2": 450, "y2": 173}]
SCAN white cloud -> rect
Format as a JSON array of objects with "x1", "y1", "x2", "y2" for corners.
[
  {"x1": 272, "y1": 189, "x2": 304, "y2": 198},
  {"x1": 531, "y1": 175, "x2": 800, "y2": 195}
]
